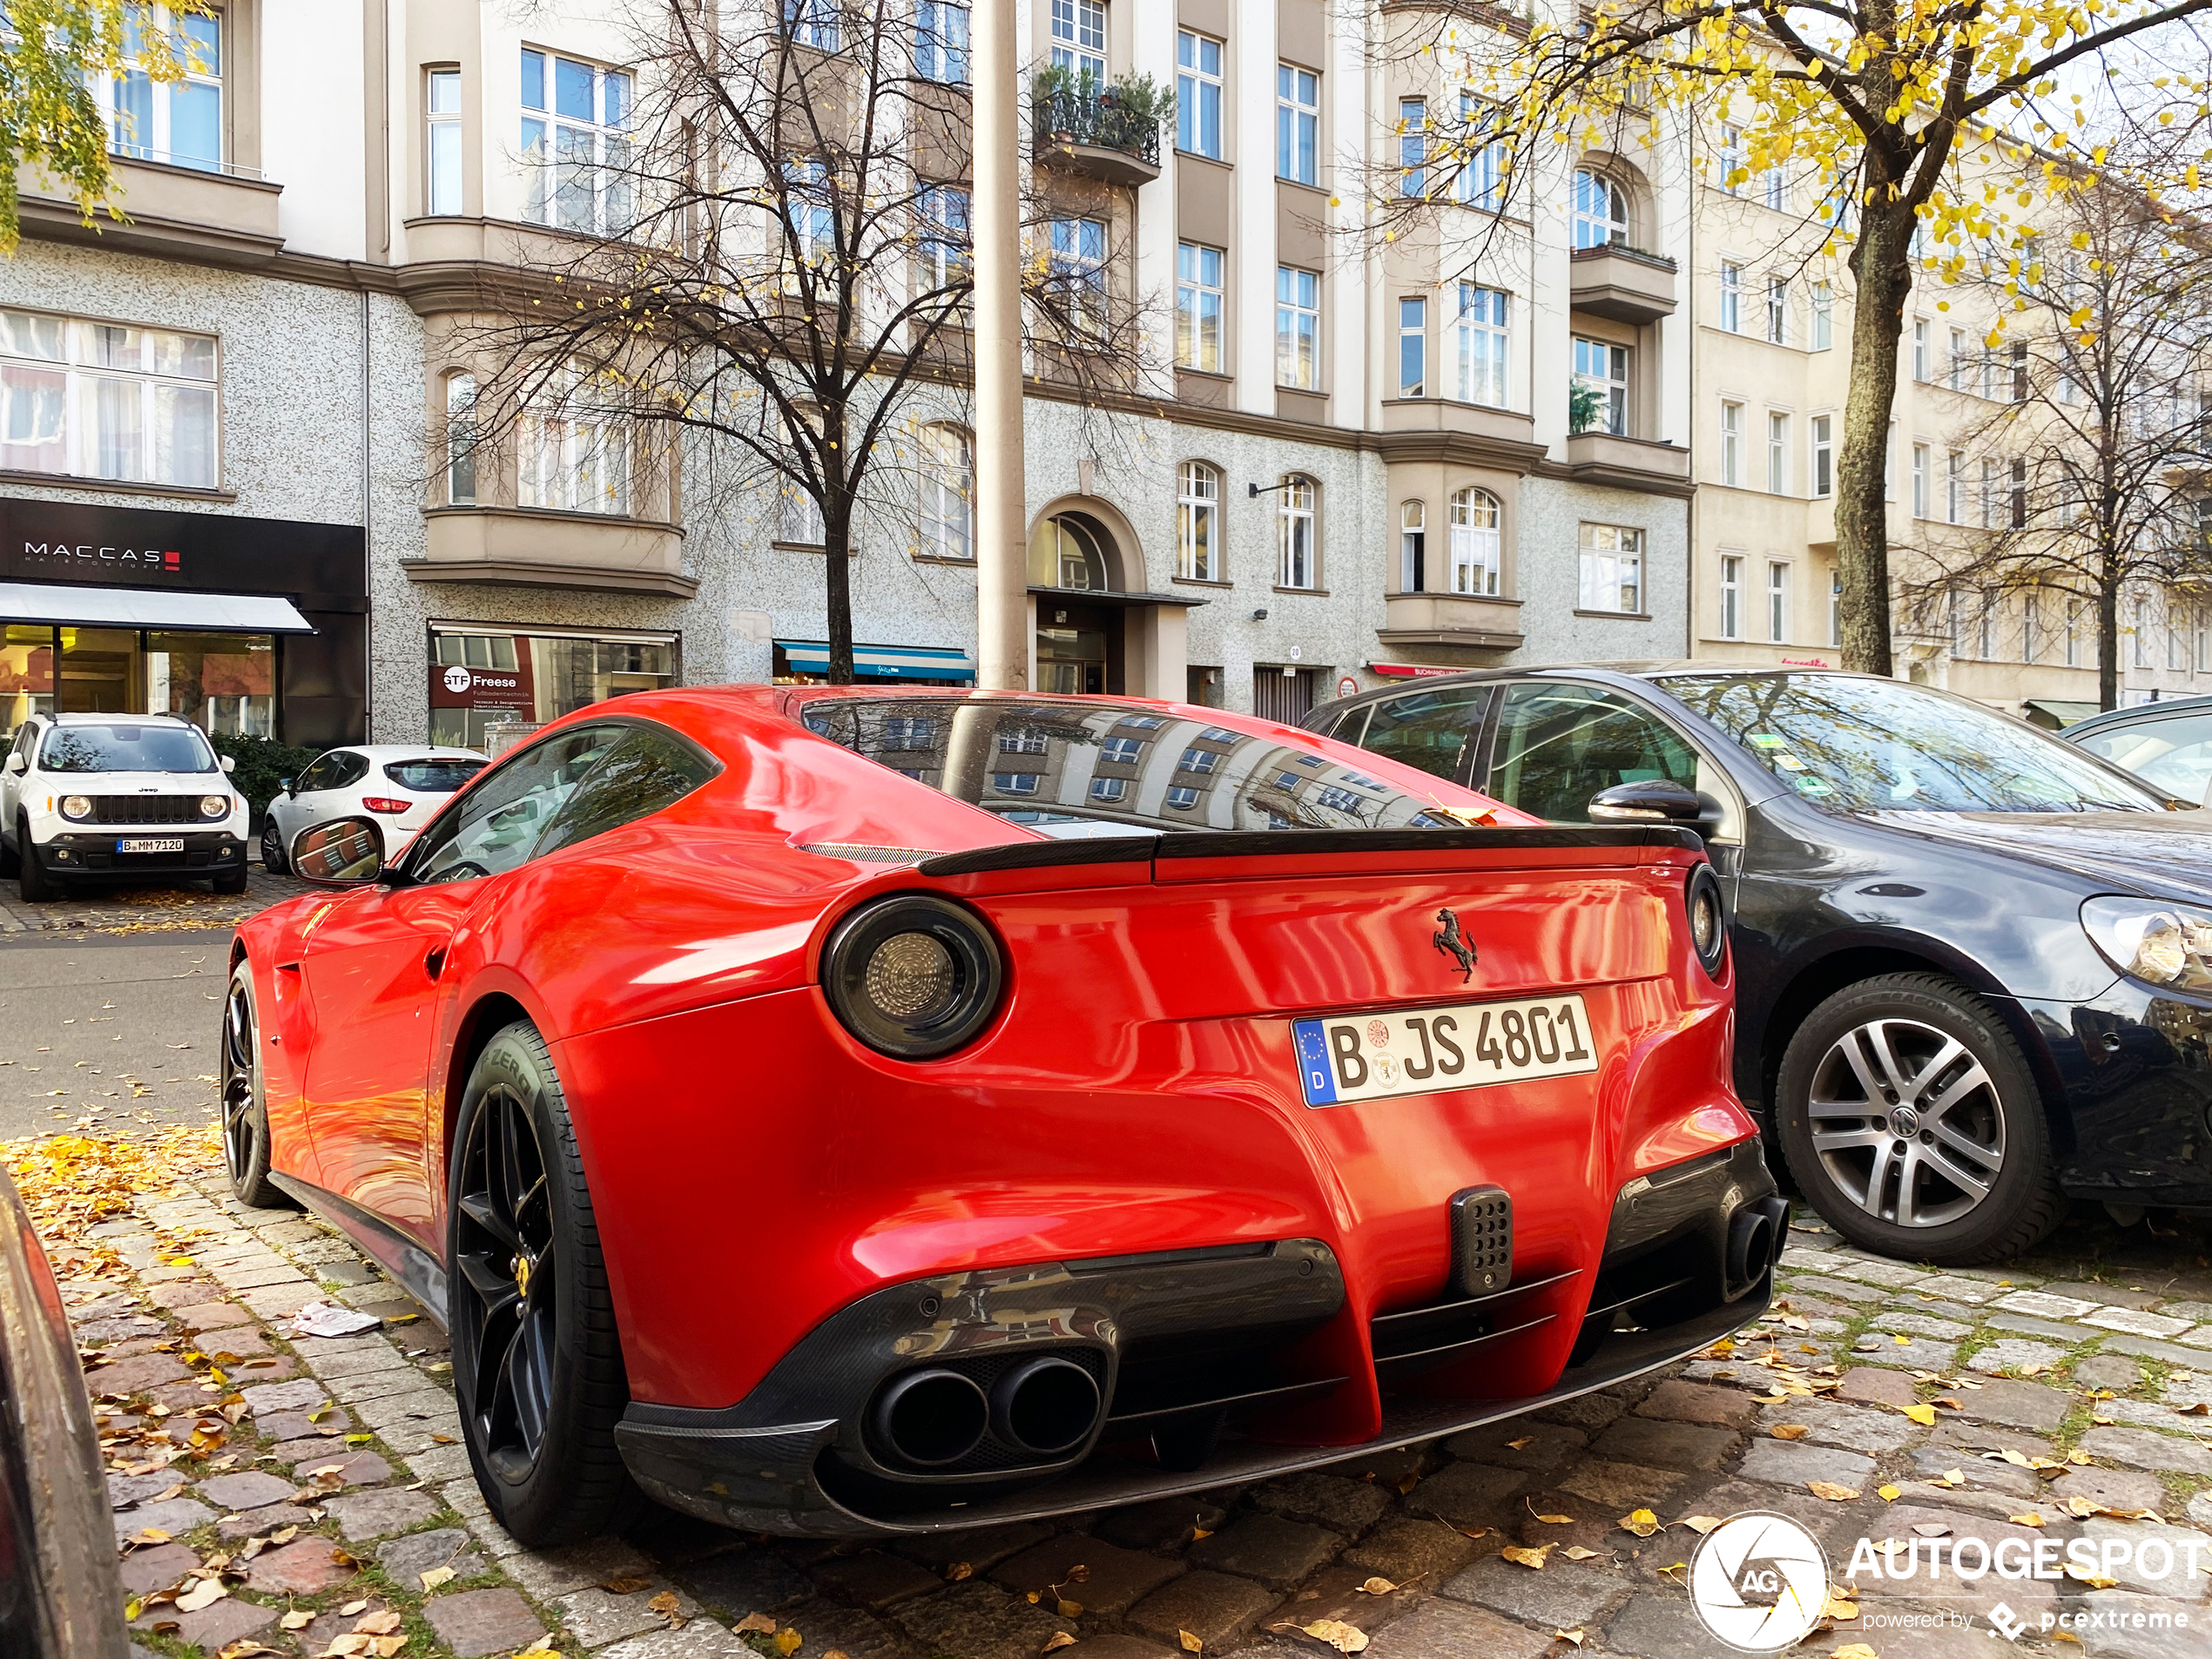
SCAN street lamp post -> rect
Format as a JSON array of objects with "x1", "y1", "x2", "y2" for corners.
[{"x1": 971, "y1": 0, "x2": 1028, "y2": 691}]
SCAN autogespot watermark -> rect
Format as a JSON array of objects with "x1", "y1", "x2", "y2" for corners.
[{"x1": 1688, "y1": 1509, "x2": 2202, "y2": 1652}]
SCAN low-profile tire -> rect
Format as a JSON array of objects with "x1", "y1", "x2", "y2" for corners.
[
  {"x1": 213, "y1": 862, "x2": 249, "y2": 895},
  {"x1": 260, "y1": 818, "x2": 287, "y2": 875},
  {"x1": 220, "y1": 963, "x2": 293, "y2": 1209},
  {"x1": 17, "y1": 822, "x2": 58, "y2": 902},
  {"x1": 0, "y1": 828, "x2": 17, "y2": 879},
  {"x1": 1774, "y1": 972, "x2": 2066, "y2": 1265},
  {"x1": 448, "y1": 1021, "x2": 639, "y2": 1547}
]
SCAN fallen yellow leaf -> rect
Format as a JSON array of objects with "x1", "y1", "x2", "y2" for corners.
[
  {"x1": 1834, "y1": 1646, "x2": 1881, "y2": 1659},
  {"x1": 1554, "y1": 1630, "x2": 1586, "y2": 1648},
  {"x1": 732, "y1": 1613, "x2": 778, "y2": 1635},
  {"x1": 1357, "y1": 1577, "x2": 1398, "y2": 1595},
  {"x1": 1298, "y1": 1620, "x2": 1369, "y2": 1654},
  {"x1": 1043, "y1": 1637, "x2": 1077, "y2": 1656},
  {"x1": 1677, "y1": 1515, "x2": 1723, "y2": 1534},
  {"x1": 1807, "y1": 1480, "x2": 1861, "y2": 1501},
  {"x1": 1179, "y1": 1631, "x2": 1204, "y2": 1654},
  {"x1": 2011, "y1": 1513, "x2": 2045, "y2": 1527},
  {"x1": 1618, "y1": 1508, "x2": 1660, "y2": 1538},
  {"x1": 773, "y1": 1629, "x2": 802, "y2": 1658},
  {"x1": 1903, "y1": 1404, "x2": 1938, "y2": 1426},
  {"x1": 1770, "y1": 1424, "x2": 1811, "y2": 1440},
  {"x1": 1534, "y1": 1513, "x2": 1573, "y2": 1525},
  {"x1": 1501, "y1": 1543, "x2": 1554, "y2": 1569},
  {"x1": 1560, "y1": 1546, "x2": 1603, "y2": 1560}
]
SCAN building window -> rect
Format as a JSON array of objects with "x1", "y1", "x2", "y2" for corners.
[
  {"x1": 521, "y1": 49, "x2": 634, "y2": 233},
  {"x1": 918, "y1": 1, "x2": 970, "y2": 83},
  {"x1": 519, "y1": 365, "x2": 630, "y2": 516},
  {"x1": 1767, "y1": 561, "x2": 1791, "y2": 643},
  {"x1": 1764, "y1": 164, "x2": 1786, "y2": 211},
  {"x1": 1165, "y1": 786, "x2": 1199, "y2": 809},
  {"x1": 1765, "y1": 276, "x2": 1786, "y2": 344},
  {"x1": 1812, "y1": 282, "x2": 1832, "y2": 351},
  {"x1": 1276, "y1": 266, "x2": 1318, "y2": 389},
  {"x1": 1572, "y1": 336, "x2": 1629, "y2": 435},
  {"x1": 993, "y1": 772, "x2": 1040, "y2": 794},
  {"x1": 445, "y1": 372, "x2": 476, "y2": 505},
  {"x1": 103, "y1": 5, "x2": 222, "y2": 172},
  {"x1": 1399, "y1": 98, "x2": 1428, "y2": 197},
  {"x1": 1572, "y1": 169, "x2": 1628, "y2": 247},
  {"x1": 1399, "y1": 296, "x2": 1426, "y2": 398},
  {"x1": 1980, "y1": 349, "x2": 2000, "y2": 402},
  {"x1": 1829, "y1": 570, "x2": 1843, "y2": 647},
  {"x1": 1719, "y1": 262, "x2": 1742, "y2": 333},
  {"x1": 1399, "y1": 500, "x2": 1425, "y2": 591},
  {"x1": 1979, "y1": 457, "x2": 1997, "y2": 529},
  {"x1": 1448, "y1": 488, "x2": 1501, "y2": 597},
  {"x1": 1176, "y1": 242, "x2": 1224, "y2": 371},
  {"x1": 783, "y1": 158, "x2": 835, "y2": 269},
  {"x1": 1719, "y1": 124, "x2": 1743, "y2": 190},
  {"x1": 1949, "y1": 327, "x2": 1966, "y2": 392},
  {"x1": 1179, "y1": 745, "x2": 1221, "y2": 773},
  {"x1": 917, "y1": 423, "x2": 972, "y2": 559},
  {"x1": 1177, "y1": 460, "x2": 1219, "y2": 580},
  {"x1": 1767, "y1": 411, "x2": 1789, "y2": 494},
  {"x1": 2009, "y1": 456, "x2": 2027, "y2": 528},
  {"x1": 2067, "y1": 598, "x2": 2081, "y2": 666},
  {"x1": 1100, "y1": 738, "x2": 1143, "y2": 765},
  {"x1": 1720, "y1": 554, "x2": 1743, "y2": 640},
  {"x1": 1946, "y1": 449, "x2": 1964, "y2": 523},
  {"x1": 1278, "y1": 64, "x2": 1318, "y2": 185},
  {"x1": 1912, "y1": 319, "x2": 1929, "y2": 381},
  {"x1": 0, "y1": 307, "x2": 218, "y2": 488},
  {"x1": 919, "y1": 184, "x2": 971, "y2": 293},
  {"x1": 1457, "y1": 95, "x2": 1506, "y2": 210},
  {"x1": 1050, "y1": 0, "x2": 1106, "y2": 79},
  {"x1": 1177, "y1": 31, "x2": 1222, "y2": 157},
  {"x1": 1454, "y1": 284, "x2": 1507, "y2": 408},
  {"x1": 2012, "y1": 341, "x2": 2030, "y2": 403},
  {"x1": 427, "y1": 69, "x2": 462, "y2": 215},
  {"x1": 2197, "y1": 608, "x2": 2209, "y2": 672},
  {"x1": 1811, "y1": 415, "x2": 1832, "y2": 498},
  {"x1": 1979, "y1": 596, "x2": 1995, "y2": 660},
  {"x1": 1278, "y1": 475, "x2": 1317, "y2": 589},
  {"x1": 2168, "y1": 602, "x2": 2184, "y2": 670},
  {"x1": 784, "y1": 0, "x2": 841, "y2": 48},
  {"x1": 1720, "y1": 399, "x2": 1743, "y2": 487},
  {"x1": 1578, "y1": 524, "x2": 1642, "y2": 613},
  {"x1": 1049, "y1": 217, "x2": 1108, "y2": 334},
  {"x1": 1912, "y1": 442, "x2": 1928, "y2": 518}
]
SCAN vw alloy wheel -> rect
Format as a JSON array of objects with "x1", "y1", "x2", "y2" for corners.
[
  {"x1": 1805, "y1": 1015, "x2": 2003, "y2": 1229},
  {"x1": 453, "y1": 1080, "x2": 560, "y2": 1481}
]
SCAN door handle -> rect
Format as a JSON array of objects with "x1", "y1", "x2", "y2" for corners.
[{"x1": 424, "y1": 946, "x2": 448, "y2": 981}]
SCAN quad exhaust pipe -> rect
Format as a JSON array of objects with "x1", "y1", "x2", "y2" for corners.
[{"x1": 872, "y1": 1355, "x2": 1104, "y2": 1469}]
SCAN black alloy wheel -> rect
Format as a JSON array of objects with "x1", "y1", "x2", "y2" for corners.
[
  {"x1": 220, "y1": 963, "x2": 291, "y2": 1208},
  {"x1": 448, "y1": 1022, "x2": 637, "y2": 1545},
  {"x1": 260, "y1": 818, "x2": 288, "y2": 875},
  {"x1": 17, "y1": 819, "x2": 57, "y2": 902},
  {"x1": 1776, "y1": 972, "x2": 2065, "y2": 1265}
]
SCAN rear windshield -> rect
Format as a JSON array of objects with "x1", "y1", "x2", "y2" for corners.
[
  {"x1": 38, "y1": 723, "x2": 217, "y2": 774},
  {"x1": 384, "y1": 759, "x2": 487, "y2": 792},
  {"x1": 800, "y1": 697, "x2": 1468, "y2": 835}
]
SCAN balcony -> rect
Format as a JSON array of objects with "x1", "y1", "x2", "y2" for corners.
[
  {"x1": 1033, "y1": 87, "x2": 1162, "y2": 189},
  {"x1": 408, "y1": 506, "x2": 696, "y2": 598},
  {"x1": 1562, "y1": 430, "x2": 1692, "y2": 496},
  {"x1": 1378, "y1": 591, "x2": 1526, "y2": 658},
  {"x1": 16, "y1": 153, "x2": 282, "y2": 267},
  {"x1": 1569, "y1": 244, "x2": 1677, "y2": 324}
]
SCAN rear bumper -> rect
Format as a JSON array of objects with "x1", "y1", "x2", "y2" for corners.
[
  {"x1": 40, "y1": 830, "x2": 246, "y2": 878},
  {"x1": 615, "y1": 1139, "x2": 1780, "y2": 1535}
]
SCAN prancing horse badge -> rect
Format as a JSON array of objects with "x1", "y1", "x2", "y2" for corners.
[{"x1": 1431, "y1": 907, "x2": 1476, "y2": 981}]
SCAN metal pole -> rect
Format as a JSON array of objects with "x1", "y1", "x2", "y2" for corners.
[{"x1": 971, "y1": 0, "x2": 1028, "y2": 691}]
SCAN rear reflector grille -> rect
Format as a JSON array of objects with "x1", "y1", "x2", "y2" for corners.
[{"x1": 1450, "y1": 1186, "x2": 1513, "y2": 1296}]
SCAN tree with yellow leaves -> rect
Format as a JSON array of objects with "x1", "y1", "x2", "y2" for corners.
[
  {"x1": 1, "y1": 0, "x2": 208, "y2": 254},
  {"x1": 1403, "y1": 0, "x2": 2212, "y2": 673}
]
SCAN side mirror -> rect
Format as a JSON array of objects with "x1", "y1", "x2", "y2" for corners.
[
  {"x1": 220, "y1": 754, "x2": 237, "y2": 774},
  {"x1": 1588, "y1": 779, "x2": 1706, "y2": 826},
  {"x1": 2, "y1": 752, "x2": 23, "y2": 776},
  {"x1": 291, "y1": 817, "x2": 385, "y2": 887},
  {"x1": 279, "y1": 778, "x2": 294, "y2": 796}
]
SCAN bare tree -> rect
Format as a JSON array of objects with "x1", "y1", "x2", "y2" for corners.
[
  {"x1": 1903, "y1": 143, "x2": 2212, "y2": 709},
  {"x1": 448, "y1": 0, "x2": 1162, "y2": 683}
]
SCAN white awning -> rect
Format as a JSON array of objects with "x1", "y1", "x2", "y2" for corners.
[{"x1": 0, "y1": 583, "x2": 315, "y2": 634}]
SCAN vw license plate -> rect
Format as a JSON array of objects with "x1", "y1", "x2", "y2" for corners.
[
  {"x1": 1292, "y1": 995, "x2": 1598, "y2": 1108},
  {"x1": 118, "y1": 837, "x2": 185, "y2": 853}
]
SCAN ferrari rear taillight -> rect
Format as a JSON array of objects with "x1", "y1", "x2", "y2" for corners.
[
  {"x1": 361, "y1": 797, "x2": 411, "y2": 815},
  {"x1": 823, "y1": 894, "x2": 1004, "y2": 1058},
  {"x1": 1685, "y1": 865, "x2": 1729, "y2": 981}
]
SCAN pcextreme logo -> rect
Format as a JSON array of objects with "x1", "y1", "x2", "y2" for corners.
[{"x1": 1689, "y1": 1512, "x2": 1831, "y2": 1651}]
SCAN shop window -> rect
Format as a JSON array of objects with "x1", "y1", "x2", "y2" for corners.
[
  {"x1": 149, "y1": 631, "x2": 275, "y2": 737},
  {"x1": 2, "y1": 624, "x2": 56, "y2": 738},
  {"x1": 429, "y1": 629, "x2": 677, "y2": 751},
  {"x1": 0, "y1": 307, "x2": 218, "y2": 488}
]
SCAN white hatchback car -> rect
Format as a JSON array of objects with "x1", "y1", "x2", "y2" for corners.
[
  {"x1": 261, "y1": 744, "x2": 488, "y2": 873},
  {"x1": 0, "y1": 713, "x2": 250, "y2": 900}
]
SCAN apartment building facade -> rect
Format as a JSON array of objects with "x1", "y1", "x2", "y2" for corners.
[{"x1": 0, "y1": 0, "x2": 1701, "y2": 750}]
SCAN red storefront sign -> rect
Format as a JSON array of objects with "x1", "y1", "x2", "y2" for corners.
[{"x1": 429, "y1": 647, "x2": 536, "y2": 717}]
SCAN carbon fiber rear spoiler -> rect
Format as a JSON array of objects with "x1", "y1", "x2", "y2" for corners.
[{"x1": 916, "y1": 824, "x2": 1702, "y2": 878}]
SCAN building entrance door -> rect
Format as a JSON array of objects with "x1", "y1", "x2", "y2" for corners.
[{"x1": 1037, "y1": 604, "x2": 1119, "y2": 694}]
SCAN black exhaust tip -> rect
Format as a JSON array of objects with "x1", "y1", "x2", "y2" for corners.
[
  {"x1": 872, "y1": 1368, "x2": 989, "y2": 1467},
  {"x1": 1727, "y1": 1200, "x2": 1783, "y2": 1291},
  {"x1": 990, "y1": 1356, "x2": 1103, "y2": 1458}
]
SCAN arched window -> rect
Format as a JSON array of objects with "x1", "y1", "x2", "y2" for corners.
[
  {"x1": 1448, "y1": 488, "x2": 1501, "y2": 597},
  {"x1": 1028, "y1": 514, "x2": 1112, "y2": 590},
  {"x1": 1399, "y1": 500, "x2": 1426, "y2": 592},
  {"x1": 1572, "y1": 168, "x2": 1629, "y2": 249},
  {"x1": 917, "y1": 423, "x2": 973, "y2": 558},
  {"x1": 1278, "y1": 475, "x2": 1317, "y2": 590},
  {"x1": 1177, "y1": 461, "x2": 1219, "y2": 580},
  {"x1": 444, "y1": 372, "x2": 477, "y2": 505}
]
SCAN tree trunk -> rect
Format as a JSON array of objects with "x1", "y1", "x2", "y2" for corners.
[
  {"x1": 1837, "y1": 201, "x2": 1915, "y2": 678},
  {"x1": 823, "y1": 405, "x2": 854, "y2": 685},
  {"x1": 2098, "y1": 548, "x2": 2120, "y2": 711}
]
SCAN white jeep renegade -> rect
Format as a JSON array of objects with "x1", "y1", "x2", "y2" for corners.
[{"x1": 0, "y1": 714, "x2": 249, "y2": 902}]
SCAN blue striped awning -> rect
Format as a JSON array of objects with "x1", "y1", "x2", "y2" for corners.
[{"x1": 776, "y1": 640, "x2": 976, "y2": 682}]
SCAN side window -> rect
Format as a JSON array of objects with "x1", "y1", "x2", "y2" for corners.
[
  {"x1": 326, "y1": 752, "x2": 372, "y2": 791},
  {"x1": 406, "y1": 724, "x2": 627, "y2": 884},
  {"x1": 12, "y1": 725, "x2": 37, "y2": 763},
  {"x1": 1356, "y1": 688, "x2": 1487, "y2": 782},
  {"x1": 293, "y1": 753, "x2": 339, "y2": 793},
  {"x1": 2074, "y1": 715, "x2": 2212, "y2": 804},
  {"x1": 529, "y1": 725, "x2": 718, "y2": 861},
  {"x1": 1487, "y1": 684, "x2": 1699, "y2": 822}
]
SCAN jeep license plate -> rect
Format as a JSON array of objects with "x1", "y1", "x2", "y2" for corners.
[{"x1": 118, "y1": 838, "x2": 185, "y2": 853}]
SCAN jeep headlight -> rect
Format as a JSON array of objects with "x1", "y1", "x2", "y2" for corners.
[
  {"x1": 199, "y1": 794, "x2": 230, "y2": 819},
  {"x1": 2081, "y1": 896, "x2": 2212, "y2": 989},
  {"x1": 60, "y1": 795, "x2": 92, "y2": 820}
]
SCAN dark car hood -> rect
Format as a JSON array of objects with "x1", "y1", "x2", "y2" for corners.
[{"x1": 1855, "y1": 808, "x2": 2212, "y2": 903}]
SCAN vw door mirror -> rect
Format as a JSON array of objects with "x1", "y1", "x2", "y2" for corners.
[
  {"x1": 1588, "y1": 779, "x2": 1705, "y2": 826},
  {"x1": 291, "y1": 817, "x2": 386, "y2": 887}
]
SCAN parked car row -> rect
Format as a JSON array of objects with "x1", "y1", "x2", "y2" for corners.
[{"x1": 199, "y1": 670, "x2": 2212, "y2": 1554}]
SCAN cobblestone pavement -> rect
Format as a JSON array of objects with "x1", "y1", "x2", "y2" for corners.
[
  {"x1": 57, "y1": 1168, "x2": 2212, "y2": 1659},
  {"x1": 0, "y1": 859, "x2": 314, "y2": 934}
]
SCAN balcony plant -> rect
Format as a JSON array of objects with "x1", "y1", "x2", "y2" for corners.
[{"x1": 1568, "y1": 381, "x2": 1605, "y2": 436}]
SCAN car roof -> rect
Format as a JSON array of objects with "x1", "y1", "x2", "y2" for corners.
[
  {"x1": 328, "y1": 745, "x2": 489, "y2": 760},
  {"x1": 2066, "y1": 697, "x2": 2212, "y2": 734},
  {"x1": 1312, "y1": 660, "x2": 1891, "y2": 711},
  {"x1": 41, "y1": 711, "x2": 195, "y2": 726}
]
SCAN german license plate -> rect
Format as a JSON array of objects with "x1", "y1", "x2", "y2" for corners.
[
  {"x1": 1292, "y1": 995, "x2": 1598, "y2": 1107},
  {"x1": 118, "y1": 837, "x2": 185, "y2": 853}
]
